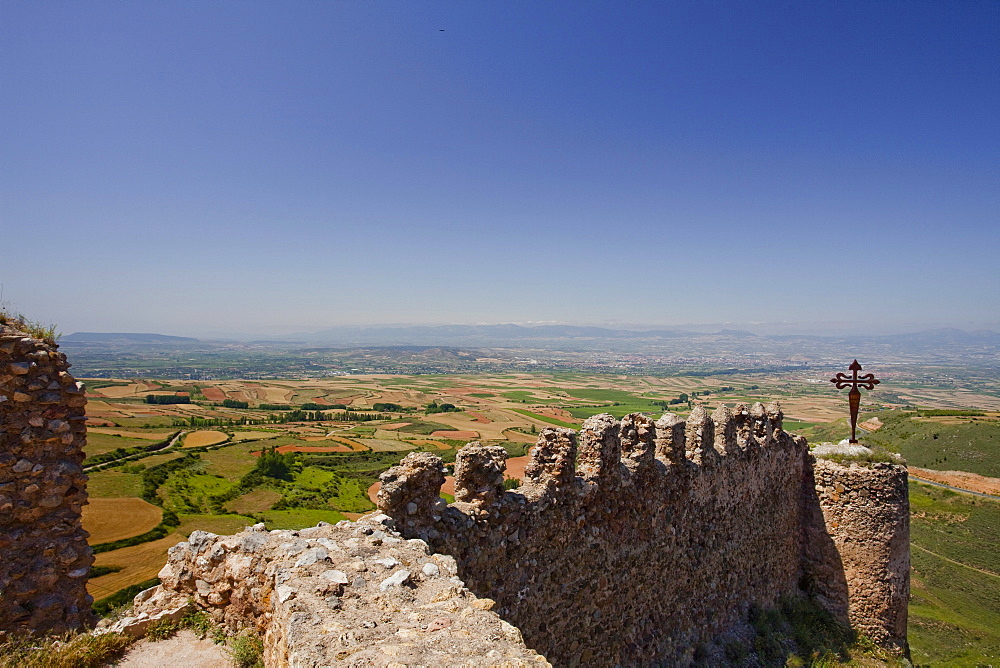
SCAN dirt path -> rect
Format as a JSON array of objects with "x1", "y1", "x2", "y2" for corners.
[
  {"x1": 911, "y1": 543, "x2": 1000, "y2": 579},
  {"x1": 908, "y1": 467, "x2": 1000, "y2": 499},
  {"x1": 110, "y1": 629, "x2": 230, "y2": 667}
]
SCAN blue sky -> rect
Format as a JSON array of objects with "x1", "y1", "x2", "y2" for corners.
[{"x1": 2, "y1": 1, "x2": 997, "y2": 337}]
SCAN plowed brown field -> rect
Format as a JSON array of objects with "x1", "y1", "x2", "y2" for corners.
[
  {"x1": 200, "y1": 387, "x2": 226, "y2": 402},
  {"x1": 82, "y1": 497, "x2": 162, "y2": 544}
]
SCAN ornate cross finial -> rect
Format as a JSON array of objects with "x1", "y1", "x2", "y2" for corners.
[{"x1": 830, "y1": 360, "x2": 880, "y2": 444}]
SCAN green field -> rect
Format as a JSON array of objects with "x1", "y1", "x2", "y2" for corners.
[
  {"x1": 502, "y1": 390, "x2": 560, "y2": 404},
  {"x1": 256, "y1": 509, "x2": 347, "y2": 528},
  {"x1": 866, "y1": 411, "x2": 1000, "y2": 477},
  {"x1": 86, "y1": 470, "x2": 143, "y2": 497},
  {"x1": 84, "y1": 432, "x2": 164, "y2": 457},
  {"x1": 908, "y1": 482, "x2": 1000, "y2": 665},
  {"x1": 510, "y1": 409, "x2": 578, "y2": 429},
  {"x1": 394, "y1": 420, "x2": 456, "y2": 435}
]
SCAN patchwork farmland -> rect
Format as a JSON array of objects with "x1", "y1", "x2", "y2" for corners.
[{"x1": 78, "y1": 371, "x2": 1000, "y2": 663}]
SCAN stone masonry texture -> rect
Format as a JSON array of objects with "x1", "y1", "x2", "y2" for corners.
[
  {"x1": 805, "y1": 458, "x2": 910, "y2": 654},
  {"x1": 0, "y1": 323, "x2": 94, "y2": 633},
  {"x1": 119, "y1": 515, "x2": 549, "y2": 667},
  {"x1": 378, "y1": 403, "x2": 910, "y2": 665}
]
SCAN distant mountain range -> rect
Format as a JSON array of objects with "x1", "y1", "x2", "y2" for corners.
[
  {"x1": 284, "y1": 324, "x2": 1000, "y2": 348},
  {"x1": 59, "y1": 332, "x2": 198, "y2": 345},
  {"x1": 62, "y1": 332, "x2": 198, "y2": 343},
  {"x1": 56, "y1": 325, "x2": 999, "y2": 378},
  {"x1": 62, "y1": 326, "x2": 1000, "y2": 348}
]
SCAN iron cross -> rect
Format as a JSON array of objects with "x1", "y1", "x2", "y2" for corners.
[{"x1": 830, "y1": 360, "x2": 880, "y2": 444}]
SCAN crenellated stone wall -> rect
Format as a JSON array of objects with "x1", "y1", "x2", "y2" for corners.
[
  {"x1": 377, "y1": 403, "x2": 910, "y2": 665},
  {"x1": 0, "y1": 323, "x2": 94, "y2": 633},
  {"x1": 113, "y1": 515, "x2": 550, "y2": 666}
]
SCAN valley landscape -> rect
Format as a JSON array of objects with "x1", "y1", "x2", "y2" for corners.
[
  {"x1": 4, "y1": 2, "x2": 997, "y2": 664},
  {"x1": 72, "y1": 331, "x2": 1000, "y2": 665}
]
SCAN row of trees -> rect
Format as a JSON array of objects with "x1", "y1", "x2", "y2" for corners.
[{"x1": 144, "y1": 394, "x2": 191, "y2": 405}]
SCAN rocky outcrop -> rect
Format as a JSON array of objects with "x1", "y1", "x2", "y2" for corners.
[
  {"x1": 120, "y1": 515, "x2": 549, "y2": 667},
  {"x1": 0, "y1": 323, "x2": 94, "y2": 634}
]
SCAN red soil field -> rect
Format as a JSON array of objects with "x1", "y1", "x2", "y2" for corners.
[
  {"x1": 200, "y1": 387, "x2": 226, "y2": 402},
  {"x1": 467, "y1": 412, "x2": 492, "y2": 424}
]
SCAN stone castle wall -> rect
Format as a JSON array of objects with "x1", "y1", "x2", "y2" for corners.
[
  {"x1": 377, "y1": 404, "x2": 909, "y2": 664},
  {"x1": 116, "y1": 515, "x2": 549, "y2": 666},
  {"x1": 805, "y1": 459, "x2": 910, "y2": 654},
  {"x1": 111, "y1": 402, "x2": 908, "y2": 665},
  {"x1": 0, "y1": 324, "x2": 94, "y2": 633}
]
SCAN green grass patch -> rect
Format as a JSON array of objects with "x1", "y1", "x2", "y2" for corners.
[
  {"x1": 467, "y1": 392, "x2": 495, "y2": 398},
  {"x1": 327, "y1": 476, "x2": 376, "y2": 513},
  {"x1": 225, "y1": 489, "x2": 283, "y2": 514},
  {"x1": 907, "y1": 481, "x2": 1000, "y2": 665},
  {"x1": 86, "y1": 470, "x2": 143, "y2": 498},
  {"x1": 501, "y1": 390, "x2": 560, "y2": 404},
  {"x1": 89, "y1": 565, "x2": 123, "y2": 578},
  {"x1": 201, "y1": 440, "x2": 276, "y2": 479},
  {"x1": 177, "y1": 513, "x2": 257, "y2": 537},
  {"x1": 295, "y1": 466, "x2": 335, "y2": 487},
  {"x1": 560, "y1": 388, "x2": 648, "y2": 403},
  {"x1": 113, "y1": 416, "x2": 179, "y2": 428},
  {"x1": 84, "y1": 432, "x2": 163, "y2": 458},
  {"x1": 256, "y1": 508, "x2": 347, "y2": 530},
  {"x1": 867, "y1": 410, "x2": 1000, "y2": 477},
  {"x1": 565, "y1": 404, "x2": 665, "y2": 420},
  {"x1": 796, "y1": 418, "x2": 853, "y2": 445},
  {"x1": 395, "y1": 420, "x2": 455, "y2": 435}
]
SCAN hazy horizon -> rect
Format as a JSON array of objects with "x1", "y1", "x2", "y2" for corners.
[
  {"x1": 3, "y1": 2, "x2": 997, "y2": 337},
  {"x1": 53, "y1": 319, "x2": 1000, "y2": 342}
]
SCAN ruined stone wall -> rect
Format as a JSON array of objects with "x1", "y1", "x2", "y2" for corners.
[
  {"x1": 117, "y1": 515, "x2": 548, "y2": 666},
  {"x1": 378, "y1": 403, "x2": 813, "y2": 665},
  {"x1": 109, "y1": 402, "x2": 908, "y2": 666},
  {"x1": 0, "y1": 324, "x2": 94, "y2": 633},
  {"x1": 803, "y1": 458, "x2": 909, "y2": 654}
]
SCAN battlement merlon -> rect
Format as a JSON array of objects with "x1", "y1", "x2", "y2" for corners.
[
  {"x1": 619, "y1": 413, "x2": 656, "y2": 472},
  {"x1": 654, "y1": 412, "x2": 686, "y2": 466},
  {"x1": 454, "y1": 443, "x2": 507, "y2": 506},
  {"x1": 378, "y1": 404, "x2": 795, "y2": 520},
  {"x1": 523, "y1": 427, "x2": 577, "y2": 488},
  {"x1": 577, "y1": 413, "x2": 623, "y2": 482},
  {"x1": 685, "y1": 406, "x2": 716, "y2": 465},
  {"x1": 375, "y1": 452, "x2": 446, "y2": 531}
]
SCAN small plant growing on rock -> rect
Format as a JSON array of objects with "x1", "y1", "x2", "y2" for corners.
[
  {"x1": 0, "y1": 307, "x2": 59, "y2": 345},
  {"x1": 181, "y1": 609, "x2": 226, "y2": 644},
  {"x1": 227, "y1": 630, "x2": 264, "y2": 668},
  {"x1": 0, "y1": 630, "x2": 134, "y2": 668},
  {"x1": 144, "y1": 618, "x2": 179, "y2": 641}
]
